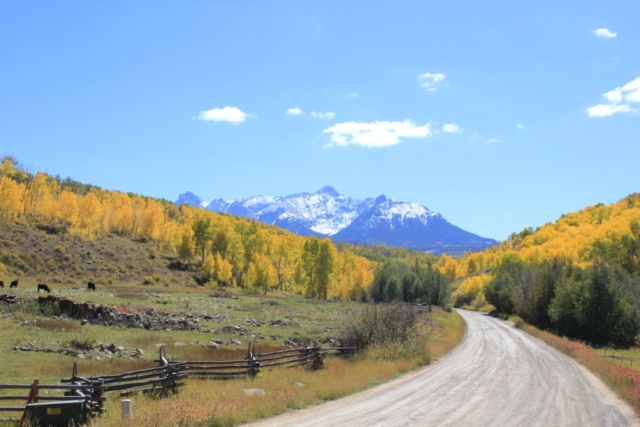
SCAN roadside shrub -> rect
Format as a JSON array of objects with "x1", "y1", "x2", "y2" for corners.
[{"x1": 338, "y1": 303, "x2": 433, "y2": 361}]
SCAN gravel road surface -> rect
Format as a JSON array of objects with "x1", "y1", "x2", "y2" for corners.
[{"x1": 246, "y1": 309, "x2": 639, "y2": 427}]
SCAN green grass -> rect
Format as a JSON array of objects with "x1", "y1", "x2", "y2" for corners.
[{"x1": 0, "y1": 281, "x2": 466, "y2": 426}]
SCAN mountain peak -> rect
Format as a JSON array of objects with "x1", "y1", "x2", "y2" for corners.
[
  {"x1": 175, "y1": 187, "x2": 497, "y2": 254},
  {"x1": 315, "y1": 186, "x2": 342, "y2": 197},
  {"x1": 374, "y1": 194, "x2": 388, "y2": 205},
  {"x1": 176, "y1": 191, "x2": 209, "y2": 208}
]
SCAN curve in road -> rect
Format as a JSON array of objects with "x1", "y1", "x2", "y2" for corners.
[{"x1": 246, "y1": 309, "x2": 640, "y2": 427}]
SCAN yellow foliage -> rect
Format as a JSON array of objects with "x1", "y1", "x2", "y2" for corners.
[{"x1": 0, "y1": 156, "x2": 378, "y2": 300}]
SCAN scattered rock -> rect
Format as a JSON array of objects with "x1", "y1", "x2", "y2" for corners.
[{"x1": 242, "y1": 388, "x2": 265, "y2": 396}]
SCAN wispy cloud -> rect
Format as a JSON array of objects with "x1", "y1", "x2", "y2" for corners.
[
  {"x1": 586, "y1": 104, "x2": 635, "y2": 117},
  {"x1": 587, "y1": 77, "x2": 640, "y2": 117},
  {"x1": 323, "y1": 120, "x2": 431, "y2": 148},
  {"x1": 593, "y1": 28, "x2": 617, "y2": 38},
  {"x1": 486, "y1": 138, "x2": 500, "y2": 144},
  {"x1": 311, "y1": 111, "x2": 336, "y2": 119},
  {"x1": 516, "y1": 123, "x2": 525, "y2": 129},
  {"x1": 418, "y1": 73, "x2": 446, "y2": 91},
  {"x1": 195, "y1": 106, "x2": 256, "y2": 124},
  {"x1": 347, "y1": 93, "x2": 359, "y2": 98},
  {"x1": 286, "y1": 107, "x2": 303, "y2": 115},
  {"x1": 442, "y1": 123, "x2": 463, "y2": 133}
]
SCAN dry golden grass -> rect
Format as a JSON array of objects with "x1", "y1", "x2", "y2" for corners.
[
  {"x1": 89, "y1": 309, "x2": 465, "y2": 427},
  {"x1": 514, "y1": 320, "x2": 640, "y2": 415}
]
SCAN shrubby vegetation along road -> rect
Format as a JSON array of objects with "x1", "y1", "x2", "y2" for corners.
[{"x1": 247, "y1": 310, "x2": 639, "y2": 427}]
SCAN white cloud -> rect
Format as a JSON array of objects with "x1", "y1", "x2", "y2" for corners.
[
  {"x1": 622, "y1": 78, "x2": 640, "y2": 102},
  {"x1": 486, "y1": 138, "x2": 500, "y2": 144},
  {"x1": 323, "y1": 120, "x2": 431, "y2": 148},
  {"x1": 311, "y1": 111, "x2": 336, "y2": 119},
  {"x1": 442, "y1": 123, "x2": 463, "y2": 133},
  {"x1": 603, "y1": 90, "x2": 623, "y2": 103},
  {"x1": 587, "y1": 77, "x2": 640, "y2": 117},
  {"x1": 470, "y1": 132, "x2": 479, "y2": 140},
  {"x1": 418, "y1": 73, "x2": 446, "y2": 91},
  {"x1": 347, "y1": 93, "x2": 359, "y2": 98},
  {"x1": 286, "y1": 107, "x2": 303, "y2": 115},
  {"x1": 195, "y1": 106, "x2": 256, "y2": 124},
  {"x1": 587, "y1": 104, "x2": 635, "y2": 117},
  {"x1": 516, "y1": 123, "x2": 525, "y2": 130},
  {"x1": 593, "y1": 28, "x2": 617, "y2": 38}
]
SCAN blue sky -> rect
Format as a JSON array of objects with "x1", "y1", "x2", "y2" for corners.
[{"x1": 1, "y1": 0, "x2": 638, "y2": 241}]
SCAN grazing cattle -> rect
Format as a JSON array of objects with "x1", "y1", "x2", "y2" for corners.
[
  {"x1": 37, "y1": 284, "x2": 51, "y2": 293},
  {"x1": 10, "y1": 280, "x2": 18, "y2": 288},
  {"x1": 87, "y1": 281, "x2": 96, "y2": 291},
  {"x1": 0, "y1": 281, "x2": 4, "y2": 288}
]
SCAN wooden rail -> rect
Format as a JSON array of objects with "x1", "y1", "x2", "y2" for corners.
[{"x1": 0, "y1": 343, "x2": 355, "y2": 424}]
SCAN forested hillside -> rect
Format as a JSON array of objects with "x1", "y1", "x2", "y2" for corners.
[
  {"x1": 451, "y1": 193, "x2": 640, "y2": 346},
  {"x1": 0, "y1": 156, "x2": 453, "y2": 304},
  {"x1": 0, "y1": 156, "x2": 376, "y2": 299}
]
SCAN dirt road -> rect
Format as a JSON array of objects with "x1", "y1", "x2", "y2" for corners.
[{"x1": 246, "y1": 309, "x2": 640, "y2": 427}]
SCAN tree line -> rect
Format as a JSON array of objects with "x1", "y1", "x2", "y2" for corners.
[
  {"x1": 0, "y1": 156, "x2": 448, "y2": 305},
  {"x1": 452, "y1": 193, "x2": 640, "y2": 346}
]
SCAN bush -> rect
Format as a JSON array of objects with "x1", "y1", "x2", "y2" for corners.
[{"x1": 338, "y1": 303, "x2": 433, "y2": 361}]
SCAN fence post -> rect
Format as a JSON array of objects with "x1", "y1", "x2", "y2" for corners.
[
  {"x1": 122, "y1": 399, "x2": 133, "y2": 420},
  {"x1": 19, "y1": 378, "x2": 39, "y2": 427},
  {"x1": 96, "y1": 379, "x2": 106, "y2": 413},
  {"x1": 248, "y1": 342, "x2": 259, "y2": 379}
]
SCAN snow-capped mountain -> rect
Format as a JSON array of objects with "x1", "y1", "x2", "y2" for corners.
[{"x1": 176, "y1": 187, "x2": 497, "y2": 254}]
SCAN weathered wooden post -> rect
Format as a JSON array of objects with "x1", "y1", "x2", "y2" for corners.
[
  {"x1": 121, "y1": 399, "x2": 133, "y2": 420},
  {"x1": 19, "y1": 378, "x2": 40, "y2": 427},
  {"x1": 96, "y1": 379, "x2": 106, "y2": 413},
  {"x1": 247, "y1": 342, "x2": 260, "y2": 379}
]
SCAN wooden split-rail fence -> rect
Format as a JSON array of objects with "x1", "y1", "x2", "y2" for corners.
[
  {"x1": 0, "y1": 343, "x2": 355, "y2": 424},
  {"x1": 156, "y1": 342, "x2": 356, "y2": 380}
]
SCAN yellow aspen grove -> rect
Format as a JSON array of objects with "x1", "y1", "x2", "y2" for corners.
[
  {"x1": 158, "y1": 218, "x2": 178, "y2": 251},
  {"x1": 78, "y1": 192, "x2": 102, "y2": 235},
  {"x1": 250, "y1": 252, "x2": 277, "y2": 295},
  {"x1": 38, "y1": 192, "x2": 57, "y2": 223},
  {"x1": 0, "y1": 157, "x2": 388, "y2": 302},
  {"x1": 56, "y1": 190, "x2": 79, "y2": 230},
  {"x1": 176, "y1": 225, "x2": 195, "y2": 262},
  {"x1": 140, "y1": 200, "x2": 165, "y2": 244},
  {"x1": 202, "y1": 253, "x2": 216, "y2": 285},
  {"x1": 0, "y1": 177, "x2": 24, "y2": 219},
  {"x1": 24, "y1": 172, "x2": 50, "y2": 219},
  {"x1": 110, "y1": 193, "x2": 134, "y2": 235},
  {"x1": 214, "y1": 253, "x2": 233, "y2": 286}
]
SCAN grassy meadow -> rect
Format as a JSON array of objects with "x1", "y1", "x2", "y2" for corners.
[{"x1": 0, "y1": 279, "x2": 464, "y2": 426}]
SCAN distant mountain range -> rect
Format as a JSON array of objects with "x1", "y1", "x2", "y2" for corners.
[{"x1": 176, "y1": 186, "x2": 497, "y2": 255}]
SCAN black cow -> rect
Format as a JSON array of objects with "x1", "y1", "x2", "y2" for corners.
[
  {"x1": 37, "y1": 284, "x2": 51, "y2": 293},
  {"x1": 0, "y1": 280, "x2": 4, "y2": 288},
  {"x1": 10, "y1": 280, "x2": 18, "y2": 288},
  {"x1": 87, "y1": 281, "x2": 96, "y2": 291}
]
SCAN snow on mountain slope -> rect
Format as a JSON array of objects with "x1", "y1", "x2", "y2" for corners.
[{"x1": 175, "y1": 187, "x2": 497, "y2": 254}]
